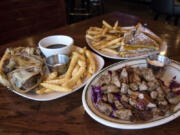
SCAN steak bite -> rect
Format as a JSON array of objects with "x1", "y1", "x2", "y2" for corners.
[
  {"x1": 101, "y1": 84, "x2": 120, "y2": 93},
  {"x1": 138, "y1": 110, "x2": 153, "y2": 121},
  {"x1": 130, "y1": 83, "x2": 138, "y2": 91},
  {"x1": 128, "y1": 89, "x2": 139, "y2": 99},
  {"x1": 129, "y1": 98, "x2": 137, "y2": 107},
  {"x1": 107, "y1": 84, "x2": 120, "y2": 93},
  {"x1": 111, "y1": 71, "x2": 121, "y2": 87},
  {"x1": 120, "y1": 68, "x2": 128, "y2": 83},
  {"x1": 139, "y1": 81, "x2": 148, "y2": 91},
  {"x1": 121, "y1": 94, "x2": 129, "y2": 103},
  {"x1": 97, "y1": 101, "x2": 113, "y2": 115},
  {"x1": 97, "y1": 72, "x2": 111, "y2": 86},
  {"x1": 167, "y1": 95, "x2": 180, "y2": 104},
  {"x1": 141, "y1": 68, "x2": 156, "y2": 82},
  {"x1": 120, "y1": 83, "x2": 129, "y2": 94},
  {"x1": 147, "y1": 81, "x2": 159, "y2": 91},
  {"x1": 113, "y1": 109, "x2": 132, "y2": 120},
  {"x1": 114, "y1": 100, "x2": 124, "y2": 109},
  {"x1": 150, "y1": 91, "x2": 158, "y2": 99},
  {"x1": 107, "y1": 93, "x2": 116, "y2": 103}
]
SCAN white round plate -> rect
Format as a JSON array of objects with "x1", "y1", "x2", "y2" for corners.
[
  {"x1": 11, "y1": 46, "x2": 104, "y2": 101},
  {"x1": 86, "y1": 37, "x2": 165, "y2": 60},
  {"x1": 82, "y1": 58, "x2": 180, "y2": 129}
]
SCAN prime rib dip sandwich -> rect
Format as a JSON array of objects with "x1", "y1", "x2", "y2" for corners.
[{"x1": 0, "y1": 47, "x2": 44, "y2": 93}]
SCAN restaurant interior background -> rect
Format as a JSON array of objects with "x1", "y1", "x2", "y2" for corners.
[{"x1": 0, "y1": 0, "x2": 180, "y2": 46}]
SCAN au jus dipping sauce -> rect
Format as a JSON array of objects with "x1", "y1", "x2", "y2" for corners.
[{"x1": 46, "y1": 44, "x2": 66, "y2": 49}]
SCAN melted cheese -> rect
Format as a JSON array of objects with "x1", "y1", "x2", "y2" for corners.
[
  {"x1": 11, "y1": 69, "x2": 39, "y2": 88},
  {"x1": 123, "y1": 45, "x2": 158, "y2": 50}
]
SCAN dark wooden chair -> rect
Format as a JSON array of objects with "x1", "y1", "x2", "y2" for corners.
[
  {"x1": 151, "y1": 0, "x2": 180, "y2": 25},
  {"x1": 0, "y1": 0, "x2": 67, "y2": 45}
]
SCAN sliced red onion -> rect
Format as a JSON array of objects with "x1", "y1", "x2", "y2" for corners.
[
  {"x1": 109, "y1": 111, "x2": 116, "y2": 118},
  {"x1": 91, "y1": 85, "x2": 102, "y2": 104},
  {"x1": 108, "y1": 70, "x2": 112, "y2": 75},
  {"x1": 173, "y1": 76, "x2": 176, "y2": 80},
  {"x1": 113, "y1": 93, "x2": 121, "y2": 101},
  {"x1": 169, "y1": 79, "x2": 180, "y2": 89},
  {"x1": 175, "y1": 90, "x2": 180, "y2": 95}
]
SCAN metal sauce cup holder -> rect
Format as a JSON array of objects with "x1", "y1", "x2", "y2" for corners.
[
  {"x1": 147, "y1": 54, "x2": 171, "y2": 74},
  {"x1": 46, "y1": 54, "x2": 69, "y2": 75}
]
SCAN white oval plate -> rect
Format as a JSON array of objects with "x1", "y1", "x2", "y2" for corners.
[
  {"x1": 11, "y1": 46, "x2": 104, "y2": 101},
  {"x1": 82, "y1": 58, "x2": 180, "y2": 129},
  {"x1": 86, "y1": 37, "x2": 165, "y2": 60}
]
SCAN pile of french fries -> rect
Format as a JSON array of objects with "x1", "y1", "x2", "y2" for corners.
[
  {"x1": 36, "y1": 47, "x2": 96, "y2": 94},
  {"x1": 86, "y1": 20, "x2": 129, "y2": 56}
]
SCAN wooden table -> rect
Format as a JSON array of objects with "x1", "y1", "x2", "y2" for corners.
[{"x1": 0, "y1": 12, "x2": 180, "y2": 135}]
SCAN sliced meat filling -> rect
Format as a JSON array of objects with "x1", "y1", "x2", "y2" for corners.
[
  {"x1": 8, "y1": 67, "x2": 41, "y2": 92},
  {"x1": 21, "y1": 74, "x2": 41, "y2": 90}
]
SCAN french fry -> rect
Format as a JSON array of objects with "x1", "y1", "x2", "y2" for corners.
[
  {"x1": 46, "y1": 72, "x2": 58, "y2": 80},
  {"x1": 85, "y1": 50, "x2": 96, "y2": 74},
  {"x1": 72, "y1": 64, "x2": 80, "y2": 77},
  {"x1": 44, "y1": 88, "x2": 54, "y2": 93},
  {"x1": 102, "y1": 27, "x2": 108, "y2": 35},
  {"x1": 73, "y1": 52, "x2": 85, "y2": 61},
  {"x1": 87, "y1": 30, "x2": 100, "y2": 35},
  {"x1": 101, "y1": 48, "x2": 119, "y2": 55},
  {"x1": 79, "y1": 47, "x2": 87, "y2": 54},
  {"x1": 77, "y1": 79, "x2": 83, "y2": 86},
  {"x1": 90, "y1": 27, "x2": 102, "y2": 31},
  {"x1": 36, "y1": 88, "x2": 54, "y2": 94},
  {"x1": 41, "y1": 83, "x2": 72, "y2": 92},
  {"x1": 63, "y1": 66, "x2": 86, "y2": 88},
  {"x1": 108, "y1": 43, "x2": 122, "y2": 49},
  {"x1": 102, "y1": 20, "x2": 112, "y2": 29},
  {"x1": 87, "y1": 72, "x2": 92, "y2": 78},
  {"x1": 93, "y1": 34, "x2": 106, "y2": 40},
  {"x1": 58, "y1": 74, "x2": 66, "y2": 79},
  {"x1": 97, "y1": 37, "x2": 122, "y2": 49},
  {"x1": 44, "y1": 78, "x2": 64, "y2": 85},
  {"x1": 105, "y1": 35, "x2": 117, "y2": 40},
  {"x1": 105, "y1": 37, "x2": 122, "y2": 46},
  {"x1": 91, "y1": 40, "x2": 107, "y2": 47},
  {"x1": 120, "y1": 39, "x2": 125, "y2": 46},
  {"x1": 108, "y1": 29, "x2": 120, "y2": 34},
  {"x1": 86, "y1": 34, "x2": 94, "y2": 40},
  {"x1": 65, "y1": 53, "x2": 79, "y2": 80},
  {"x1": 36, "y1": 88, "x2": 47, "y2": 95},
  {"x1": 113, "y1": 20, "x2": 118, "y2": 30},
  {"x1": 78, "y1": 59, "x2": 86, "y2": 67}
]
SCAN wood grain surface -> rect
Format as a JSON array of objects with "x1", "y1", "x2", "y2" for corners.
[
  {"x1": 0, "y1": 12, "x2": 180, "y2": 135},
  {"x1": 0, "y1": 0, "x2": 66, "y2": 45}
]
